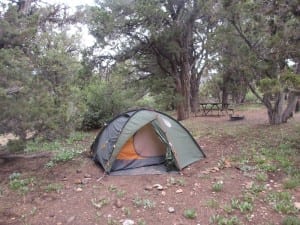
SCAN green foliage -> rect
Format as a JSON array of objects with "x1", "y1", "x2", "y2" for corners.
[
  {"x1": 212, "y1": 181, "x2": 224, "y2": 192},
  {"x1": 244, "y1": 91, "x2": 260, "y2": 103},
  {"x1": 280, "y1": 69, "x2": 300, "y2": 89},
  {"x1": 25, "y1": 139, "x2": 62, "y2": 153},
  {"x1": 143, "y1": 76, "x2": 177, "y2": 111},
  {"x1": 122, "y1": 207, "x2": 131, "y2": 216},
  {"x1": 216, "y1": 0, "x2": 300, "y2": 124},
  {"x1": 6, "y1": 139, "x2": 26, "y2": 152},
  {"x1": 65, "y1": 131, "x2": 89, "y2": 144},
  {"x1": 9, "y1": 172, "x2": 35, "y2": 194},
  {"x1": 230, "y1": 198, "x2": 240, "y2": 210},
  {"x1": 209, "y1": 214, "x2": 240, "y2": 225},
  {"x1": 167, "y1": 177, "x2": 186, "y2": 186},
  {"x1": 45, "y1": 147, "x2": 82, "y2": 168},
  {"x1": 133, "y1": 196, "x2": 156, "y2": 209},
  {"x1": 51, "y1": 149, "x2": 80, "y2": 163},
  {"x1": 267, "y1": 191, "x2": 298, "y2": 214},
  {"x1": 238, "y1": 201, "x2": 253, "y2": 213},
  {"x1": 137, "y1": 219, "x2": 147, "y2": 225},
  {"x1": 206, "y1": 199, "x2": 219, "y2": 208},
  {"x1": 0, "y1": 2, "x2": 84, "y2": 144},
  {"x1": 87, "y1": 0, "x2": 217, "y2": 120},
  {"x1": 283, "y1": 176, "x2": 300, "y2": 190},
  {"x1": 81, "y1": 73, "x2": 139, "y2": 130},
  {"x1": 91, "y1": 198, "x2": 110, "y2": 209},
  {"x1": 259, "y1": 78, "x2": 281, "y2": 94},
  {"x1": 282, "y1": 216, "x2": 300, "y2": 225},
  {"x1": 183, "y1": 208, "x2": 197, "y2": 219},
  {"x1": 199, "y1": 75, "x2": 222, "y2": 102},
  {"x1": 255, "y1": 172, "x2": 268, "y2": 182},
  {"x1": 44, "y1": 183, "x2": 63, "y2": 193},
  {"x1": 0, "y1": 185, "x2": 3, "y2": 197}
]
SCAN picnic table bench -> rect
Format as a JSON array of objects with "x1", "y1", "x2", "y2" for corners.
[{"x1": 195, "y1": 103, "x2": 234, "y2": 116}]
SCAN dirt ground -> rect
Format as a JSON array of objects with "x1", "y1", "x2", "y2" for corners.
[{"x1": 0, "y1": 109, "x2": 299, "y2": 225}]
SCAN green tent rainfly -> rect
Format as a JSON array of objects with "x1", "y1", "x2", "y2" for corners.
[{"x1": 91, "y1": 109, "x2": 206, "y2": 175}]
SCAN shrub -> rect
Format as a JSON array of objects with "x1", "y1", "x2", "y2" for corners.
[
  {"x1": 81, "y1": 78, "x2": 136, "y2": 130},
  {"x1": 7, "y1": 139, "x2": 26, "y2": 152}
]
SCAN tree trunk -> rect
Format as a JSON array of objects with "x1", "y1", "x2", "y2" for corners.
[
  {"x1": 296, "y1": 99, "x2": 300, "y2": 112},
  {"x1": 176, "y1": 76, "x2": 190, "y2": 120},
  {"x1": 264, "y1": 92, "x2": 285, "y2": 125},
  {"x1": 190, "y1": 72, "x2": 200, "y2": 113},
  {"x1": 282, "y1": 91, "x2": 299, "y2": 122},
  {"x1": 175, "y1": 77, "x2": 187, "y2": 121},
  {"x1": 221, "y1": 82, "x2": 229, "y2": 107},
  {"x1": 18, "y1": 0, "x2": 32, "y2": 14}
]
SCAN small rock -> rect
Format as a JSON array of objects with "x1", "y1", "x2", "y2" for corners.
[
  {"x1": 144, "y1": 185, "x2": 153, "y2": 191},
  {"x1": 84, "y1": 173, "x2": 92, "y2": 178},
  {"x1": 67, "y1": 216, "x2": 76, "y2": 224},
  {"x1": 175, "y1": 189, "x2": 183, "y2": 193},
  {"x1": 76, "y1": 169, "x2": 82, "y2": 173},
  {"x1": 45, "y1": 197, "x2": 54, "y2": 201},
  {"x1": 245, "y1": 181, "x2": 253, "y2": 189},
  {"x1": 194, "y1": 183, "x2": 200, "y2": 188},
  {"x1": 81, "y1": 178, "x2": 89, "y2": 185},
  {"x1": 153, "y1": 184, "x2": 164, "y2": 190},
  {"x1": 115, "y1": 199, "x2": 122, "y2": 208},
  {"x1": 294, "y1": 202, "x2": 300, "y2": 210},
  {"x1": 168, "y1": 207, "x2": 175, "y2": 213},
  {"x1": 76, "y1": 187, "x2": 83, "y2": 192},
  {"x1": 161, "y1": 191, "x2": 166, "y2": 196},
  {"x1": 212, "y1": 167, "x2": 219, "y2": 172},
  {"x1": 74, "y1": 179, "x2": 82, "y2": 185},
  {"x1": 122, "y1": 219, "x2": 135, "y2": 225}
]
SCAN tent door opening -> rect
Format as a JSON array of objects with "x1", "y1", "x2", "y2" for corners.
[{"x1": 112, "y1": 122, "x2": 174, "y2": 172}]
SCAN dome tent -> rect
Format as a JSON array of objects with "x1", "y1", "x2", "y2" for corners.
[{"x1": 91, "y1": 109, "x2": 205, "y2": 175}]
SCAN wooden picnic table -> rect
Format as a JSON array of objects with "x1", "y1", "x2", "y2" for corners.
[{"x1": 197, "y1": 103, "x2": 233, "y2": 116}]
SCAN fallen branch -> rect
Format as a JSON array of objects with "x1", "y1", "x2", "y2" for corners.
[{"x1": 0, "y1": 152, "x2": 52, "y2": 160}]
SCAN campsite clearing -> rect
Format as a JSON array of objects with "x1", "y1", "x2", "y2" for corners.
[{"x1": 0, "y1": 107, "x2": 299, "y2": 225}]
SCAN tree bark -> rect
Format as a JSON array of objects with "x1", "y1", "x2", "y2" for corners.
[
  {"x1": 221, "y1": 72, "x2": 230, "y2": 106},
  {"x1": 175, "y1": 77, "x2": 186, "y2": 121},
  {"x1": 264, "y1": 92, "x2": 285, "y2": 125},
  {"x1": 282, "y1": 91, "x2": 299, "y2": 122},
  {"x1": 18, "y1": 0, "x2": 32, "y2": 14},
  {"x1": 296, "y1": 100, "x2": 300, "y2": 112},
  {"x1": 190, "y1": 76, "x2": 200, "y2": 113},
  {"x1": 175, "y1": 60, "x2": 191, "y2": 121}
]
